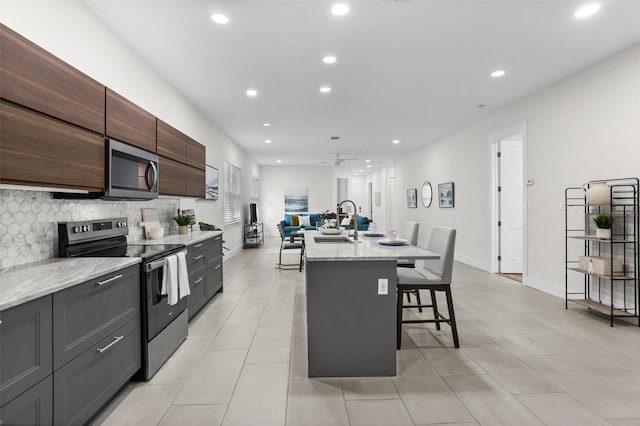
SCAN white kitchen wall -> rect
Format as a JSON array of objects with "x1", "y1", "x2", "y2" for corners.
[
  {"x1": 392, "y1": 43, "x2": 640, "y2": 297},
  {"x1": 0, "y1": 0, "x2": 258, "y2": 255}
]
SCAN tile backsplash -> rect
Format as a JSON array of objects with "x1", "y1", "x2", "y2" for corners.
[{"x1": 0, "y1": 189, "x2": 179, "y2": 268}]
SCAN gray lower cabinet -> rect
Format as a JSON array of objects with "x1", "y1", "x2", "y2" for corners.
[
  {"x1": 0, "y1": 264, "x2": 142, "y2": 426},
  {"x1": 187, "y1": 235, "x2": 223, "y2": 319},
  {"x1": 52, "y1": 265, "x2": 140, "y2": 370},
  {"x1": 0, "y1": 376, "x2": 53, "y2": 426},
  {"x1": 53, "y1": 318, "x2": 140, "y2": 425},
  {"x1": 0, "y1": 295, "x2": 53, "y2": 408}
]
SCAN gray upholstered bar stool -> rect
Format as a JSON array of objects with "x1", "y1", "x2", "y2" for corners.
[
  {"x1": 397, "y1": 221, "x2": 422, "y2": 310},
  {"x1": 396, "y1": 227, "x2": 458, "y2": 349},
  {"x1": 276, "y1": 223, "x2": 305, "y2": 271}
]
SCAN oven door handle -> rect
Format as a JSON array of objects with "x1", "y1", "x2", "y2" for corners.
[
  {"x1": 146, "y1": 258, "x2": 166, "y2": 273},
  {"x1": 145, "y1": 250, "x2": 186, "y2": 272}
]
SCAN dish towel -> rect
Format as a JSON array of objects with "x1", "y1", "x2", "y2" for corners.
[
  {"x1": 176, "y1": 251, "x2": 191, "y2": 299},
  {"x1": 161, "y1": 254, "x2": 179, "y2": 306}
]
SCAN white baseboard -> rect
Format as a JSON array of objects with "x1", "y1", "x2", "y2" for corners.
[
  {"x1": 454, "y1": 254, "x2": 491, "y2": 272},
  {"x1": 523, "y1": 275, "x2": 564, "y2": 299}
]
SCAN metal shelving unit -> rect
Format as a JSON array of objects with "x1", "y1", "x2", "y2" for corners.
[
  {"x1": 565, "y1": 177, "x2": 639, "y2": 326},
  {"x1": 243, "y1": 222, "x2": 264, "y2": 249}
]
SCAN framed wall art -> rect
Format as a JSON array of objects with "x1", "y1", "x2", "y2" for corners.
[
  {"x1": 205, "y1": 165, "x2": 219, "y2": 200},
  {"x1": 407, "y1": 188, "x2": 417, "y2": 208},
  {"x1": 438, "y1": 182, "x2": 454, "y2": 208}
]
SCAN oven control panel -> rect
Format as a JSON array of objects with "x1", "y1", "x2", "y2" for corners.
[{"x1": 59, "y1": 217, "x2": 129, "y2": 244}]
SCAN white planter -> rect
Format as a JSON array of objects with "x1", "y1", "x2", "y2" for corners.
[
  {"x1": 585, "y1": 182, "x2": 611, "y2": 205},
  {"x1": 595, "y1": 228, "x2": 611, "y2": 239}
]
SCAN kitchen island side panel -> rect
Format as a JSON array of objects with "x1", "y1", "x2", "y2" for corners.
[{"x1": 305, "y1": 259, "x2": 397, "y2": 377}]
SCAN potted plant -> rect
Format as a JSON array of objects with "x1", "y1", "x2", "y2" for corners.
[
  {"x1": 592, "y1": 213, "x2": 615, "y2": 239},
  {"x1": 319, "y1": 210, "x2": 337, "y2": 228},
  {"x1": 173, "y1": 214, "x2": 194, "y2": 235}
]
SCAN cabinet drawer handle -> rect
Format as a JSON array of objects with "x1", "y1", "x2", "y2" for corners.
[
  {"x1": 214, "y1": 264, "x2": 221, "y2": 270},
  {"x1": 194, "y1": 277, "x2": 204, "y2": 284},
  {"x1": 194, "y1": 243, "x2": 204, "y2": 248},
  {"x1": 193, "y1": 255, "x2": 204, "y2": 260},
  {"x1": 96, "y1": 274, "x2": 123, "y2": 286},
  {"x1": 96, "y1": 335, "x2": 124, "y2": 354}
]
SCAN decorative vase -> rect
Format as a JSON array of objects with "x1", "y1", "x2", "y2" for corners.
[
  {"x1": 585, "y1": 182, "x2": 611, "y2": 205},
  {"x1": 595, "y1": 228, "x2": 611, "y2": 239},
  {"x1": 178, "y1": 225, "x2": 188, "y2": 235}
]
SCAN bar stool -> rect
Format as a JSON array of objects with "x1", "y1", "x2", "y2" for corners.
[{"x1": 397, "y1": 227, "x2": 459, "y2": 349}]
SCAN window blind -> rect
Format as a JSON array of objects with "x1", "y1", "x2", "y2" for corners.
[{"x1": 224, "y1": 161, "x2": 241, "y2": 225}]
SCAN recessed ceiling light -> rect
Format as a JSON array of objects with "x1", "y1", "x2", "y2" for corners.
[
  {"x1": 211, "y1": 14, "x2": 228, "y2": 24},
  {"x1": 323, "y1": 56, "x2": 337, "y2": 64},
  {"x1": 276, "y1": 159, "x2": 281, "y2": 163},
  {"x1": 320, "y1": 86, "x2": 331, "y2": 93},
  {"x1": 331, "y1": 4, "x2": 349, "y2": 16},
  {"x1": 263, "y1": 123, "x2": 271, "y2": 127},
  {"x1": 366, "y1": 165, "x2": 371, "y2": 168},
  {"x1": 246, "y1": 89, "x2": 258, "y2": 97},
  {"x1": 365, "y1": 159, "x2": 371, "y2": 163},
  {"x1": 491, "y1": 70, "x2": 506, "y2": 78},
  {"x1": 265, "y1": 139, "x2": 272, "y2": 144},
  {"x1": 392, "y1": 139, "x2": 400, "y2": 144},
  {"x1": 359, "y1": 170, "x2": 364, "y2": 173},
  {"x1": 575, "y1": 3, "x2": 601, "y2": 18}
]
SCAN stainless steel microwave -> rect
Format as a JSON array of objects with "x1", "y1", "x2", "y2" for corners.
[{"x1": 106, "y1": 139, "x2": 158, "y2": 200}]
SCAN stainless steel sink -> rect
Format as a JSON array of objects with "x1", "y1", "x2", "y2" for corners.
[{"x1": 313, "y1": 236, "x2": 354, "y2": 244}]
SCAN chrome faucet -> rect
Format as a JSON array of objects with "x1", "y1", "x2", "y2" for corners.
[{"x1": 338, "y1": 199, "x2": 358, "y2": 241}]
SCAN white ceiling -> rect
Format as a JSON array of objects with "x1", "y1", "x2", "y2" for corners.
[{"x1": 84, "y1": 0, "x2": 640, "y2": 173}]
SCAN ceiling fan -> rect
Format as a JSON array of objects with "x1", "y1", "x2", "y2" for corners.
[{"x1": 322, "y1": 152, "x2": 358, "y2": 166}]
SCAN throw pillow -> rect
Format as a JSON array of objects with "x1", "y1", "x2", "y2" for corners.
[
  {"x1": 349, "y1": 218, "x2": 355, "y2": 225},
  {"x1": 341, "y1": 217, "x2": 351, "y2": 226},
  {"x1": 299, "y1": 215, "x2": 311, "y2": 227},
  {"x1": 290, "y1": 215, "x2": 299, "y2": 226},
  {"x1": 284, "y1": 214, "x2": 292, "y2": 225}
]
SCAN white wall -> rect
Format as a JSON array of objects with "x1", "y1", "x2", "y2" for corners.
[
  {"x1": 260, "y1": 166, "x2": 336, "y2": 237},
  {"x1": 391, "y1": 43, "x2": 640, "y2": 297},
  {"x1": 1, "y1": 1, "x2": 259, "y2": 254}
]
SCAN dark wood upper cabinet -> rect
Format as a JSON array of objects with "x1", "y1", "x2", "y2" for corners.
[
  {"x1": 106, "y1": 88, "x2": 156, "y2": 153},
  {"x1": 185, "y1": 165, "x2": 205, "y2": 198},
  {"x1": 158, "y1": 156, "x2": 186, "y2": 196},
  {"x1": 0, "y1": 24, "x2": 105, "y2": 134},
  {"x1": 186, "y1": 137, "x2": 206, "y2": 171},
  {"x1": 0, "y1": 101, "x2": 104, "y2": 191},
  {"x1": 157, "y1": 119, "x2": 187, "y2": 163}
]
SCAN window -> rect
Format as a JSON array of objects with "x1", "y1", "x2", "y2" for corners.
[
  {"x1": 224, "y1": 161, "x2": 241, "y2": 225},
  {"x1": 250, "y1": 176, "x2": 259, "y2": 203}
]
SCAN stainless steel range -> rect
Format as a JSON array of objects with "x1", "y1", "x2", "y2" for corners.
[{"x1": 58, "y1": 217, "x2": 188, "y2": 380}]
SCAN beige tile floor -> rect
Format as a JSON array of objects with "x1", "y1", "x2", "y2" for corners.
[{"x1": 94, "y1": 237, "x2": 640, "y2": 425}]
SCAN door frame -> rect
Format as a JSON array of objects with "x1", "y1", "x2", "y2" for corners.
[{"x1": 489, "y1": 121, "x2": 528, "y2": 278}]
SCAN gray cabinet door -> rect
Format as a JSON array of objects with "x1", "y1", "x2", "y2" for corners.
[
  {"x1": 187, "y1": 265, "x2": 206, "y2": 320},
  {"x1": 206, "y1": 260, "x2": 223, "y2": 299},
  {"x1": 53, "y1": 318, "x2": 140, "y2": 426},
  {"x1": 0, "y1": 295, "x2": 52, "y2": 406},
  {"x1": 52, "y1": 265, "x2": 139, "y2": 369},
  {"x1": 0, "y1": 375, "x2": 53, "y2": 426},
  {"x1": 205, "y1": 236, "x2": 223, "y2": 267}
]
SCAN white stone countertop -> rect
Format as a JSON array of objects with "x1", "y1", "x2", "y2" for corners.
[
  {"x1": 303, "y1": 231, "x2": 439, "y2": 261},
  {"x1": 0, "y1": 257, "x2": 141, "y2": 312},
  {"x1": 130, "y1": 230, "x2": 223, "y2": 246}
]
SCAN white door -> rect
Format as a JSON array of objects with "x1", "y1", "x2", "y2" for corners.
[{"x1": 498, "y1": 136, "x2": 523, "y2": 273}]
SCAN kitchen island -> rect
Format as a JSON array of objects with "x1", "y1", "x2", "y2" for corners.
[{"x1": 304, "y1": 231, "x2": 439, "y2": 377}]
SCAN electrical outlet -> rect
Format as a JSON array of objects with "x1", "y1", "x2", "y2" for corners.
[{"x1": 378, "y1": 278, "x2": 388, "y2": 295}]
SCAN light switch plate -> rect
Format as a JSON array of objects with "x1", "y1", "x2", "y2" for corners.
[{"x1": 378, "y1": 278, "x2": 388, "y2": 295}]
